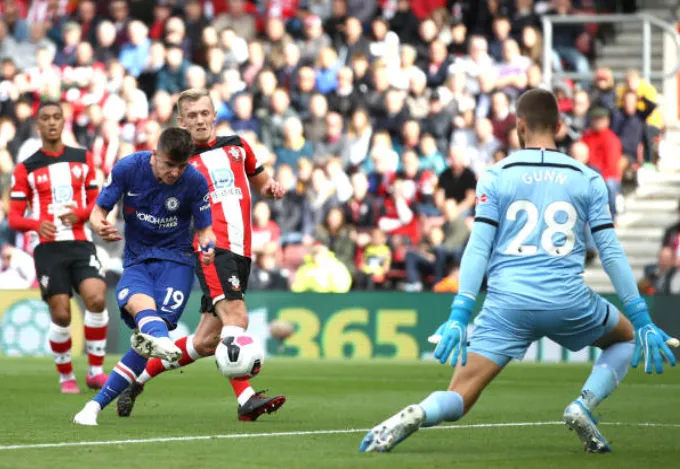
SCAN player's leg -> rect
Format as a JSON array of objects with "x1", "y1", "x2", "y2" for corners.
[
  {"x1": 72, "y1": 244, "x2": 110, "y2": 389},
  {"x1": 36, "y1": 243, "x2": 80, "y2": 393},
  {"x1": 73, "y1": 347, "x2": 149, "y2": 426},
  {"x1": 212, "y1": 251, "x2": 286, "y2": 421},
  {"x1": 117, "y1": 311, "x2": 220, "y2": 417},
  {"x1": 361, "y1": 308, "x2": 528, "y2": 452},
  {"x1": 549, "y1": 296, "x2": 635, "y2": 452}
]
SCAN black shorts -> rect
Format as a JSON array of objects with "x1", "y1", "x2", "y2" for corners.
[
  {"x1": 33, "y1": 241, "x2": 104, "y2": 300},
  {"x1": 195, "y1": 248, "x2": 251, "y2": 314}
]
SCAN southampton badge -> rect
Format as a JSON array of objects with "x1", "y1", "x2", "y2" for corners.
[
  {"x1": 229, "y1": 275, "x2": 241, "y2": 291},
  {"x1": 228, "y1": 147, "x2": 243, "y2": 162},
  {"x1": 165, "y1": 197, "x2": 179, "y2": 211}
]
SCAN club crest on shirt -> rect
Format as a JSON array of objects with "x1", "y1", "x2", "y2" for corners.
[
  {"x1": 118, "y1": 288, "x2": 129, "y2": 301},
  {"x1": 476, "y1": 194, "x2": 488, "y2": 205},
  {"x1": 165, "y1": 197, "x2": 179, "y2": 212},
  {"x1": 71, "y1": 165, "x2": 82, "y2": 179},
  {"x1": 228, "y1": 146, "x2": 243, "y2": 162},
  {"x1": 229, "y1": 275, "x2": 241, "y2": 291},
  {"x1": 40, "y1": 275, "x2": 49, "y2": 288}
]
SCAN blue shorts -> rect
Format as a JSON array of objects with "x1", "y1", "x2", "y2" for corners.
[
  {"x1": 468, "y1": 293, "x2": 620, "y2": 367},
  {"x1": 116, "y1": 260, "x2": 194, "y2": 331}
]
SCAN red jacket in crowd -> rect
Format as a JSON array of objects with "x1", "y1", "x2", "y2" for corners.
[{"x1": 581, "y1": 128, "x2": 622, "y2": 181}]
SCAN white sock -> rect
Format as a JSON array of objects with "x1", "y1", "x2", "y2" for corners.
[
  {"x1": 221, "y1": 326, "x2": 246, "y2": 338},
  {"x1": 85, "y1": 400, "x2": 102, "y2": 414},
  {"x1": 136, "y1": 370, "x2": 152, "y2": 385},
  {"x1": 237, "y1": 387, "x2": 256, "y2": 406}
]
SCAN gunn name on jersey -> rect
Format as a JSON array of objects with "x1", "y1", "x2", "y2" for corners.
[{"x1": 521, "y1": 169, "x2": 567, "y2": 185}]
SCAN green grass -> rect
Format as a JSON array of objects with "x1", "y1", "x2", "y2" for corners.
[{"x1": 1, "y1": 357, "x2": 679, "y2": 469}]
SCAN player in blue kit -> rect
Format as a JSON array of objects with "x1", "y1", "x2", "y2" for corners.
[
  {"x1": 360, "y1": 89, "x2": 678, "y2": 453},
  {"x1": 73, "y1": 127, "x2": 216, "y2": 426}
]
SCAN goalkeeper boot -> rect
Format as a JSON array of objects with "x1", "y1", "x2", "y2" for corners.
[
  {"x1": 117, "y1": 381, "x2": 144, "y2": 417},
  {"x1": 563, "y1": 401, "x2": 612, "y2": 453},
  {"x1": 130, "y1": 331, "x2": 182, "y2": 362},
  {"x1": 238, "y1": 391, "x2": 286, "y2": 421},
  {"x1": 360, "y1": 404, "x2": 424, "y2": 453}
]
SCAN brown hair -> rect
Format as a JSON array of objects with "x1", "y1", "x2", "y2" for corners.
[{"x1": 516, "y1": 88, "x2": 559, "y2": 133}]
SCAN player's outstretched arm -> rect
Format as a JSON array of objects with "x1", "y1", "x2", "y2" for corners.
[
  {"x1": 90, "y1": 205, "x2": 121, "y2": 242},
  {"x1": 250, "y1": 170, "x2": 285, "y2": 199},
  {"x1": 430, "y1": 170, "x2": 499, "y2": 367},
  {"x1": 589, "y1": 176, "x2": 677, "y2": 373}
]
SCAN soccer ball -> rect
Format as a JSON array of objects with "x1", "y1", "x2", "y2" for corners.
[{"x1": 215, "y1": 334, "x2": 264, "y2": 380}]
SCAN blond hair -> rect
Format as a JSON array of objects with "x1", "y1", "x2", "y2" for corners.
[{"x1": 176, "y1": 88, "x2": 213, "y2": 117}]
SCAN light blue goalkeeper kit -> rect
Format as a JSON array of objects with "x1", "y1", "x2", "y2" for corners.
[{"x1": 462, "y1": 148, "x2": 636, "y2": 365}]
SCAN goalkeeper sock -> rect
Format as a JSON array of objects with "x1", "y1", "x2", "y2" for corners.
[
  {"x1": 419, "y1": 390, "x2": 464, "y2": 427},
  {"x1": 577, "y1": 341, "x2": 634, "y2": 411},
  {"x1": 135, "y1": 309, "x2": 170, "y2": 338},
  {"x1": 93, "y1": 348, "x2": 147, "y2": 409}
]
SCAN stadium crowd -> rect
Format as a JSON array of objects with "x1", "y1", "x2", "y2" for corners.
[{"x1": 0, "y1": 0, "x2": 665, "y2": 294}]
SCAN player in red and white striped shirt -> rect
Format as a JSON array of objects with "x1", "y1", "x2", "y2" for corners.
[
  {"x1": 117, "y1": 89, "x2": 287, "y2": 421},
  {"x1": 8, "y1": 101, "x2": 110, "y2": 394}
]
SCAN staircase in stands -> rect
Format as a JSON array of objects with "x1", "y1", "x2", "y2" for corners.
[{"x1": 584, "y1": 0, "x2": 680, "y2": 292}]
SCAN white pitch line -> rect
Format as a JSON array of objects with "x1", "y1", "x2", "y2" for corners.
[{"x1": 0, "y1": 421, "x2": 678, "y2": 451}]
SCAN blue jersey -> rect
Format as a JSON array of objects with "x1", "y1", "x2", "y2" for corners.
[
  {"x1": 96, "y1": 151, "x2": 211, "y2": 268},
  {"x1": 473, "y1": 148, "x2": 613, "y2": 311}
]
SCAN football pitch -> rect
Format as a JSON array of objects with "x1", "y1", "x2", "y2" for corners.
[{"x1": 1, "y1": 357, "x2": 679, "y2": 469}]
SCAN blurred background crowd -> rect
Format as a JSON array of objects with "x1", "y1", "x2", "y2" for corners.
[{"x1": 2, "y1": 0, "x2": 674, "y2": 295}]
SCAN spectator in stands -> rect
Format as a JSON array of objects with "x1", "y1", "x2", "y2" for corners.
[
  {"x1": 421, "y1": 92, "x2": 453, "y2": 154},
  {"x1": 448, "y1": 35, "x2": 495, "y2": 96},
  {"x1": 469, "y1": 117, "x2": 501, "y2": 175},
  {"x1": 252, "y1": 201, "x2": 281, "y2": 255},
  {"x1": 436, "y1": 146, "x2": 477, "y2": 218},
  {"x1": 325, "y1": 157, "x2": 353, "y2": 203},
  {"x1": 327, "y1": 66, "x2": 360, "y2": 117},
  {"x1": 565, "y1": 89, "x2": 590, "y2": 147},
  {"x1": 249, "y1": 243, "x2": 289, "y2": 291},
  {"x1": 520, "y1": 25, "x2": 543, "y2": 65},
  {"x1": 303, "y1": 166, "x2": 341, "y2": 236},
  {"x1": 230, "y1": 93, "x2": 260, "y2": 135},
  {"x1": 378, "y1": 177, "x2": 418, "y2": 245},
  {"x1": 119, "y1": 20, "x2": 151, "y2": 78},
  {"x1": 418, "y1": 133, "x2": 446, "y2": 176},
  {"x1": 346, "y1": 107, "x2": 373, "y2": 169},
  {"x1": 3, "y1": 0, "x2": 29, "y2": 43},
  {"x1": 299, "y1": 14, "x2": 331, "y2": 64},
  {"x1": 425, "y1": 39, "x2": 451, "y2": 89},
  {"x1": 212, "y1": 0, "x2": 257, "y2": 42},
  {"x1": 242, "y1": 40, "x2": 266, "y2": 87},
  {"x1": 291, "y1": 243, "x2": 352, "y2": 293},
  {"x1": 375, "y1": 88, "x2": 410, "y2": 140},
  {"x1": 262, "y1": 88, "x2": 299, "y2": 150},
  {"x1": 433, "y1": 262, "x2": 460, "y2": 293},
  {"x1": 184, "y1": 1, "x2": 208, "y2": 63},
  {"x1": 611, "y1": 90, "x2": 648, "y2": 171},
  {"x1": 315, "y1": 112, "x2": 350, "y2": 163},
  {"x1": 269, "y1": 163, "x2": 306, "y2": 245},
  {"x1": 314, "y1": 206, "x2": 356, "y2": 275},
  {"x1": 489, "y1": 90, "x2": 516, "y2": 147},
  {"x1": 0, "y1": 243, "x2": 35, "y2": 289},
  {"x1": 355, "y1": 227, "x2": 392, "y2": 290},
  {"x1": 12, "y1": 22, "x2": 56, "y2": 72},
  {"x1": 291, "y1": 66, "x2": 318, "y2": 120},
  {"x1": 315, "y1": 46, "x2": 341, "y2": 94},
  {"x1": 489, "y1": 16, "x2": 512, "y2": 62},
  {"x1": 109, "y1": 0, "x2": 131, "y2": 47},
  {"x1": 581, "y1": 106, "x2": 623, "y2": 217},
  {"x1": 590, "y1": 67, "x2": 616, "y2": 112},
  {"x1": 276, "y1": 116, "x2": 314, "y2": 171},
  {"x1": 496, "y1": 38, "x2": 531, "y2": 99},
  {"x1": 155, "y1": 45, "x2": 189, "y2": 95},
  {"x1": 343, "y1": 171, "x2": 379, "y2": 235},
  {"x1": 402, "y1": 226, "x2": 447, "y2": 292},
  {"x1": 640, "y1": 247, "x2": 680, "y2": 295},
  {"x1": 549, "y1": 0, "x2": 591, "y2": 87},
  {"x1": 616, "y1": 69, "x2": 662, "y2": 164}
]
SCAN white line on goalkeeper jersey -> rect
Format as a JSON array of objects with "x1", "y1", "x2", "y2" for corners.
[{"x1": 1, "y1": 421, "x2": 680, "y2": 451}]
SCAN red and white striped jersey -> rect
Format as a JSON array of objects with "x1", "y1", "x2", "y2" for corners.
[
  {"x1": 190, "y1": 136, "x2": 263, "y2": 258},
  {"x1": 9, "y1": 146, "x2": 99, "y2": 244}
]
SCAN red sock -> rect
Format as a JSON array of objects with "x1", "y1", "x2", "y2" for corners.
[
  {"x1": 231, "y1": 379, "x2": 251, "y2": 398},
  {"x1": 139, "y1": 336, "x2": 198, "y2": 383}
]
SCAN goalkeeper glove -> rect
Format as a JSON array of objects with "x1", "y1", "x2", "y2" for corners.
[
  {"x1": 431, "y1": 295, "x2": 474, "y2": 367},
  {"x1": 625, "y1": 298, "x2": 678, "y2": 374}
]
